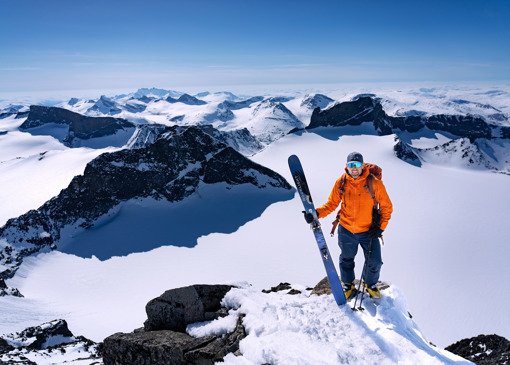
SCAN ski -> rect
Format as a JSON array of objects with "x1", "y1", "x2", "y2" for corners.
[{"x1": 288, "y1": 155, "x2": 346, "y2": 306}]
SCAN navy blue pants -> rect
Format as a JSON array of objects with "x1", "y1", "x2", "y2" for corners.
[{"x1": 337, "y1": 225, "x2": 382, "y2": 287}]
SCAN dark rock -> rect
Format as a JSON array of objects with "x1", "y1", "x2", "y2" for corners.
[
  {"x1": 0, "y1": 319, "x2": 73, "y2": 350},
  {"x1": 0, "y1": 278, "x2": 23, "y2": 297},
  {"x1": 20, "y1": 105, "x2": 135, "y2": 145},
  {"x1": 0, "y1": 125, "x2": 291, "y2": 278},
  {"x1": 20, "y1": 319, "x2": 73, "y2": 350},
  {"x1": 144, "y1": 284, "x2": 234, "y2": 332},
  {"x1": 0, "y1": 320, "x2": 100, "y2": 363},
  {"x1": 103, "y1": 314, "x2": 246, "y2": 365},
  {"x1": 262, "y1": 282, "x2": 292, "y2": 293},
  {"x1": 0, "y1": 337, "x2": 13, "y2": 353},
  {"x1": 184, "y1": 314, "x2": 246, "y2": 364},
  {"x1": 308, "y1": 96, "x2": 500, "y2": 142},
  {"x1": 103, "y1": 284, "x2": 246, "y2": 365},
  {"x1": 308, "y1": 97, "x2": 391, "y2": 133},
  {"x1": 393, "y1": 136, "x2": 422, "y2": 167},
  {"x1": 445, "y1": 334, "x2": 510, "y2": 364},
  {"x1": 103, "y1": 330, "x2": 217, "y2": 365},
  {"x1": 311, "y1": 277, "x2": 332, "y2": 296}
]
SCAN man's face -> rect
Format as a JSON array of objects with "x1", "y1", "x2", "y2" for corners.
[{"x1": 346, "y1": 162, "x2": 363, "y2": 178}]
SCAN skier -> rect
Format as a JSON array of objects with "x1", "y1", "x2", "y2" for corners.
[{"x1": 303, "y1": 152, "x2": 393, "y2": 299}]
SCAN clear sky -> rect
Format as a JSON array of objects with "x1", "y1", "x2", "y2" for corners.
[{"x1": 1, "y1": 0, "x2": 509, "y2": 95}]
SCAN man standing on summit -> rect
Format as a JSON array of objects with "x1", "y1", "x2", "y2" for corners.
[{"x1": 303, "y1": 152, "x2": 393, "y2": 299}]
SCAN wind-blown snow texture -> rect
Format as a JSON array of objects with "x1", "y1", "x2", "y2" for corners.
[
  {"x1": 206, "y1": 284, "x2": 471, "y2": 364},
  {"x1": 0, "y1": 84, "x2": 509, "y2": 363}
]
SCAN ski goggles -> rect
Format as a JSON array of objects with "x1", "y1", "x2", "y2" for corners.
[{"x1": 347, "y1": 162, "x2": 363, "y2": 168}]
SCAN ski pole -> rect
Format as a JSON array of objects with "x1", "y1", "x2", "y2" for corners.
[{"x1": 352, "y1": 238, "x2": 373, "y2": 311}]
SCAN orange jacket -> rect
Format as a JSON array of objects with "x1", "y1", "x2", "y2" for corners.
[{"x1": 316, "y1": 167, "x2": 393, "y2": 233}]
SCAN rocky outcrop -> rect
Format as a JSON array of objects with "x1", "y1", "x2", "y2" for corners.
[
  {"x1": 144, "y1": 285, "x2": 234, "y2": 332},
  {"x1": 446, "y1": 334, "x2": 510, "y2": 364},
  {"x1": 0, "y1": 319, "x2": 100, "y2": 364},
  {"x1": 308, "y1": 96, "x2": 501, "y2": 142},
  {"x1": 0, "y1": 278, "x2": 23, "y2": 297},
  {"x1": 102, "y1": 284, "x2": 245, "y2": 365},
  {"x1": 308, "y1": 97, "x2": 392, "y2": 134},
  {"x1": 20, "y1": 105, "x2": 136, "y2": 146},
  {"x1": 0, "y1": 125, "x2": 292, "y2": 279},
  {"x1": 393, "y1": 136, "x2": 422, "y2": 167}
]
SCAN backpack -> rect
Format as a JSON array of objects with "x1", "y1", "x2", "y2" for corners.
[{"x1": 330, "y1": 163, "x2": 382, "y2": 236}]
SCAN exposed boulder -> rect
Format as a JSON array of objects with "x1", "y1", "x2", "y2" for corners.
[
  {"x1": 103, "y1": 314, "x2": 246, "y2": 365},
  {"x1": 446, "y1": 334, "x2": 510, "y2": 364},
  {"x1": 102, "y1": 284, "x2": 246, "y2": 365},
  {"x1": 144, "y1": 284, "x2": 235, "y2": 332}
]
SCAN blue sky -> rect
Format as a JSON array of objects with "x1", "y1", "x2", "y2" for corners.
[{"x1": 1, "y1": 0, "x2": 509, "y2": 95}]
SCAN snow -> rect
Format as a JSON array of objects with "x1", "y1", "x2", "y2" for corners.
[
  {"x1": 1, "y1": 85, "x2": 510, "y2": 363},
  {"x1": 213, "y1": 285, "x2": 471, "y2": 364}
]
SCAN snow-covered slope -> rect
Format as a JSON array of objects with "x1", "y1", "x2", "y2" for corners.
[
  {"x1": 0, "y1": 85, "x2": 509, "y2": 363},
  {"x1": 217, "y1": 284, "x2": 471, "y2": 364},
  {"x1": 1, "y1": 131, "x2": 508, "y2": 351}
]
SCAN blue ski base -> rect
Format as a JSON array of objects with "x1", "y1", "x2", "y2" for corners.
[{"x1": 288, "y1": 154, "x2": 347, "y2": 306}]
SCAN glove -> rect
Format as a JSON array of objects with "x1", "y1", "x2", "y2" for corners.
[
  {"x1": 302, "y1": 210, "x2": 316, "y2": 224},
  {"x1": 367, "y1": 227, "x2": 383, "y2": 240}
]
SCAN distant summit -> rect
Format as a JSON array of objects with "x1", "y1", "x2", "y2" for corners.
[
  {"x1": 166, "y1": 93, "x2": 207, "y2": 105},
  {"x1": 300, "y1": 93, "x2": 334, "y2": 110}
]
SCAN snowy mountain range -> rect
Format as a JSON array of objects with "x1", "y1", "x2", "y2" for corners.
[{"x1": 0, "y1": 85, "x2": 509, "y2": 364}]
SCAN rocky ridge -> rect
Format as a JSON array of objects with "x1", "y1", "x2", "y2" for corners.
[
  {"x1": 0, "y1": 319, "x2": 100, "y2": 364},
  {"x1": 102, "y1": 284, "x2": 243, "y2": 365},
  {"x1": 1, "y1": 282, "x2": 508, "y2": 364},
  {"x1": 20, "y1": 105, "x2": 136, "y2": 147},
  {"x1": 307, "y1": 96, "x2": 510, "y2": 173},
  {"x1": 0, "y1": 125, "x2": 291, "y2": 280}
]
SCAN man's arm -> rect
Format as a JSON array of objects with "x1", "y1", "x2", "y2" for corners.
[
  {"x1": 316, "y1": 178, "x2": 343, "y2": 219},
  {"x1": 375, "y1": 179, "x2": 393, "y2": 230}
]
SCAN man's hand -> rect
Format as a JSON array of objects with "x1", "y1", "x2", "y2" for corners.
[
  {"x1": 302, "y1": 210, "x2": 315, "y2": 224},
  {"x1": 367, "y1": 226, "x2": 384, "y2": 240}
]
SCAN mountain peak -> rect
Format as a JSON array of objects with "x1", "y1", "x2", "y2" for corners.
[{"x1": 0, "y1": 125, "x2": 292, "y2": 276}]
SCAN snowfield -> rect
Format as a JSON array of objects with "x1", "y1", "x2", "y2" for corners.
[{"x1": 1, "y1": 85, "x2": 509, "y2": 364}]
